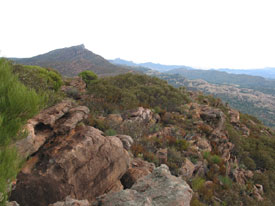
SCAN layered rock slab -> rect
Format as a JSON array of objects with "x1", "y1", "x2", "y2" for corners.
[
  {"x1": 94, "y1": 165, "x2": 193, "y2": 206},
  {"x1": 15, "y1": 100, "x2": 89, "y2": 158},
  {"x1": 10, "y1": 126, "x2": 130, "y2": 206}
]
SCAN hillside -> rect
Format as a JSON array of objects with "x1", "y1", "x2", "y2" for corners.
[
  {"x1": 166, "y1": 68, "x2": 275, "y2": 96},
  {"x1": 1, "y1": 59, "x2": 275, "y2": 206},
  {"x1": 155, "y1": 73, "x2": 275, "y2": 128},
  {"x1": 11, "y1": 45, "x2": 132, "y2": 77}
]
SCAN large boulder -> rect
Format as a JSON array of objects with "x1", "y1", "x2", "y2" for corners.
[
  {"x1": 179, "y1": 158, "x2": 195, "y2": 179},
  {"x1": 10, "y1": 126, "x2": 130, "y2": 206},
  {"x1": 15, "y1": 100, "x2": 89, "y2": 158},
  {"x1": 121, "y1": 158, "x2": 155, "y2": 189},
  {"x1": 49, "y1": 196, "x2": 90, "y2": 206},
  {"x1": 122, "y1": 107, "x2": 160, "y2": 126},
  {"x1": 94, "y1": 165, "x2": 193, "y2": 206}
]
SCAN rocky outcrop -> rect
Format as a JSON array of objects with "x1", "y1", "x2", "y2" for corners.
[
  {"x1": 121, "y1": 158, "x2": 155, "y2": 189},
  {"x1": 121, "y1": 107, "x2": 160, "y2": 127},
  {"x1": 252, "y1": 184, "x2": 264, "y2": 201},
  {"x1": 228, "y1": 109, "x2": 240, "y2": 124},
  {"x1": 94, "y1": 165, "x2": 193, "y2": 206},
  {"x1": 115, "y1": 135, "x2": 134, "y2": 151},
  {"x1": 10, "y1": 100, "x2": 131, "y2": 206},
  {"x1": 179, "y1": 158, "x2": 195, "y2": 179},
  {"x1": 15, "y1": 100, "x2": 89, "y2": 158},
  {"x1": 49, "y1": 196, "x2": 90, "y2": 206},
  {"x1": 7, "y1": 202, "x2": 19, "y2": 206}
]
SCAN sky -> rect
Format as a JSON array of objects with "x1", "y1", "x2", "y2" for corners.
[{"x1": 1, "y1": 0, "x2": 275, "y2": 69}]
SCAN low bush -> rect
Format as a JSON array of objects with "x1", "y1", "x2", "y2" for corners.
[{"x1": 78, "y1": 70, "x2": 98, "y2": 85}]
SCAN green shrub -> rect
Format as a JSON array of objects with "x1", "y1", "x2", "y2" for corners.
[
  {"x1": 0, "y1": 59, "x2": 45, "y2": 205},
  {"x1": 66, "y1": 88, "x2": 80, "y2": 99},
  {"x1": 13, "y1": 64, "x2": 63, "y2": 91},
  {"x1": 192, "y1": 177, "x2": 206, "y2": 192},
  {"x1": 203, "y1": 152, "x2": 222, "y2": 165},
  {"x1": 12, "y1": 64, "x2": 64, "y2": 107},
  {"x1": 211, "y1": 155, "x2": 222, "y2": 165},
  {"x1": 190, "y1": 197, "x2": 206, "y2": 206},
  {"x1": 78, "y1": 70, "x2": 98, "y2": 85},
  {"x1": 218, "y1": 176, "x2": 232, "y2": 189},
  {"x1": 105, "y1": 129, "x2": 117, "y2": 136},
  {"x1": 175, "y1": 139, "x2": 189, "y2": 151},
  {"x1": 203, "y1": 151, "x2": 211, "y2": 160}
]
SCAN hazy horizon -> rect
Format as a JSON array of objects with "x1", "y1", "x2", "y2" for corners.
[{"x1": 1, "y1": 0, "x2": 275, "y2": 69}]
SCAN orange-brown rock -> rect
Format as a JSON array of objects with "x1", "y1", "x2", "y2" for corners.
[
  {"x1": 15, "y1": 100, "x2": 89, "y2": 158},
  {"x1": 10, "y1": 126, "x2": 130, "y2": 206},
  {"x1": 179, "y1": 158, "x2": 195, "y2": 179},
  {"x1": 228, "y1": 109, "x2": 240, "y2": 124},
  {"x1": 121, "y1": 158, "x2": 155, "y2": 189}
]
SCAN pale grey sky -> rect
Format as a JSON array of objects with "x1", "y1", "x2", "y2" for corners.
[{"x1": 1, "y1": 0, "x2": 275, "y2": 69}]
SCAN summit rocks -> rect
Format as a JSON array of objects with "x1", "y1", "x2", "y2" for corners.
[
  {"x1": 10, "y1": 101, "x2": 131, "y2": 206},
  {"x1": 94, "y1": 165, "x2": 193, "y2": 206}
]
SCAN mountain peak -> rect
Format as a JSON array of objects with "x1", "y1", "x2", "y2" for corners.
[
  {"x1": 10, "y1": 45, "x2": 131, "y2": 77},
  {"x1": 73, "y1": 44, "x2": 85, "y2": 49}
]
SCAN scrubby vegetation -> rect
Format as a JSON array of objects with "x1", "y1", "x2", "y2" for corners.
[
  {"x1": 86, "y1": 73, "x2": 190, "y2": 114},
  {"x1": 11, "y1": 64, "x2": 64, "y2": 107},
  {"x1": 0, "y1": 59, "x2": 45, "y2": 205}
]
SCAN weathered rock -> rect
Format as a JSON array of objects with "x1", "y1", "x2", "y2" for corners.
[
  {"x1": 148, "y1": 127, "x2": 174, "y2": 139},
  {"x1": 62, "y1": 77, "x2": 87, "y2": 93},
  {"x1": 156, "y1": 148, "x2": 168, "y2": 164},
  {"x1": 15, "y1": 100, "x2": 89, "y2": 158},
  {"x1": 252, "y1": 184, "x2": 264, "y2": 201},
  {"x1": 10, "y1": 126, "x2": 130, "y2": 206},
  {"x1": 241, "y1": 124, "x2": 250, "y2": 136},
  {"x1": 244, "y1": 170, "x2": 254, "y2": 179},
  {"x1": 7, "y1": 201, "x2": 19, "y2": 206},
  {"x1": 94, "y1": 165, "x2": 193, "y2": 206},
  {"x1": 179, "y1": 158, "x2": 195, "y2": 179},
  {"x1": 122, "y1": 107, "x2": 160, "y2": 126},
  {"x1": 233, "y1": 169, "x2": 254, "y2": 185},
  {"x1": 121, "y1": 158, "x2": 155, "y2": 189},
  {"x1": 195, "y1": 137, "x2": 211, "y2": 151},
  {"x1": 193, "y1": 160, "x2": 208, "y2": 177},
  {"x1": 105, "y1": 114, "x2": 123, "y2": 126},
  {"x1": 115, "y1": 135, "x2": 134, "y2": 151},
  {"x1": 228, "y1": 109, "x2": 240, "y2": 124},
  {"x1": 49, "y1": 196, "x2": 90, "y2": 206}
]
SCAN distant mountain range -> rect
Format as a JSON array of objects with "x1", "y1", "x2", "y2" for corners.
[
  {"x1": 110, "y1": 58, "x2": 194, "y2": 72},
  {"x1": 11, "y1": 45, "x2": 132, "y2": 77},
  {"x1": 110, "y1": 58, "x2": 275, "y2": 79},
  {"x1": 218, "y1": 68, "x2": 275, "y2": 79}
]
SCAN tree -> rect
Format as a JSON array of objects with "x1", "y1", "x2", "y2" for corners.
[
  {"x1": 0, "y1": 59, "x2": 44, "y2": 205},
  {"x1": 78, "y1": 70, "x2": 98, "y2": 85}
]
